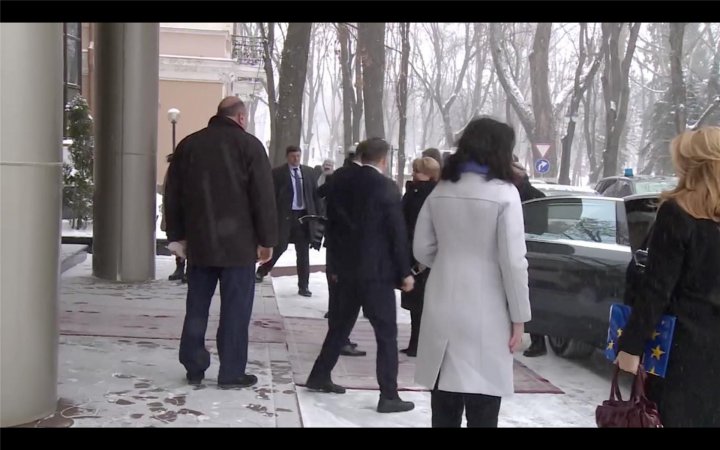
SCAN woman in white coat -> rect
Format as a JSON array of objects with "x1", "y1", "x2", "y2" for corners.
[{"x1": 412, "y1": 117, "x2": 532, "y2": 427}]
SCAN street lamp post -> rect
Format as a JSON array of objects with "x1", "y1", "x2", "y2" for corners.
[{"x1": 167, "y1": 108, "x2": 180, "y2": 152}]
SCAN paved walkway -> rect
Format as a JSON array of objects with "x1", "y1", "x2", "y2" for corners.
[{"x1": 22, "y1": 248, "x2": 617, "y2": 427}]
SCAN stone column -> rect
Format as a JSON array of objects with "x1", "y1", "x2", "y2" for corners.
[
  {"x1": 0, "y1": 23, "x2": 63, "y2": 427},
  {"x1": 93, "y1": 23, "x2": 159, "y2": 282}
]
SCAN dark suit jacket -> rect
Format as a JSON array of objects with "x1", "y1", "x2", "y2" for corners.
[
  {"x1": 271, "y1": 164, "x2": 321, "y2": 246},
  {"x1": 328, "y1": 165, "x2": 412, "y2": 285},
  {"x1": 165, "y1": 115, "x2": 278, "y2": 267}
]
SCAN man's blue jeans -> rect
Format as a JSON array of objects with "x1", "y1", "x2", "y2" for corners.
[{"x1": 179, "y1": 265, "x2": 255, "y2": 383}]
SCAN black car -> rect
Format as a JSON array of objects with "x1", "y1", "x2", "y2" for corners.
[
  {"x1": 522, "y1": 194, "x2": 660, "y2": 358},
  {"x1": 594, "y1": 175, "x2": 676, "y2": 198}
]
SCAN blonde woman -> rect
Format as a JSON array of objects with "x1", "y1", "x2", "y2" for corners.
[
  {"x1": 400, "y1": 157, "x2": 441, "y2": 356},
  {"x1": 617, "y1": 126, "x2": 720, "y2": 427}
]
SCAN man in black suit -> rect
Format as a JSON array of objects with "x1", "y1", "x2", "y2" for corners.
[
  {"x1": 256, "y1": 146, "x2": 321, "y2": 297},
  {"x1": 317, "y1": 150, "x2": 366, "y2": 357},
  {"x1": 305, "y1": 138, "x2": 416, "y2": 414}
]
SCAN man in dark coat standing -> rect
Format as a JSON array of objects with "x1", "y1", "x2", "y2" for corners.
[
  {"x1": 305, "y1": 138, "x2": 416, "y2": 414},
  {"x1": 256, "y1": 146, "x2": 321, "y2": 297},
  {"x1": 165, "y1": 97, "x2": 278, "y2": 389},
  {"x1": 316, "y1": 149, "x2": 366, "y2": 357},
  {"x1": 511, "y1": 156, "x2": 547, "y2": 357}
]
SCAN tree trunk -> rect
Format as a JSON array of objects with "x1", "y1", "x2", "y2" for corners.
[
  {"x1": 247, "y1": 95, "x2": 260, "y2": 135},
  {"x1": 583, "y1": 81, "x2": 600, "y2": 183},
  {"x1": 352, "y1": 36, "x2": 364, "y2": 144},
  {"x1": 396, "y1": 22, "x2": 410, "y2": 187},
  {"x1": 302, "y1": 25, "x2": 322, "y2": 164},
  {"x1": 274, "y1": 22, "x2": 313, "y2": 167},
  {"x1": 559, "y1": 23, "x2": 602, "y2": 185},
  {"x1": 489, "y1": 23, "x2": 536, "y2": 145},
  {"x1": 669, "y1": 23, "x2": 687, "y2": 135},
  {"x1": 358, "y1": 23, "x2": 386, "y2": 140},
  {"x1": 338, "y1": 23, "x2": 354, "y2": 155},
  {"x1": 259, "y1": 22, "x2": 278, "y2": 162},
  {"x1": 601, "y1": 23, "x2": 641, "y2": 178},
  {"x1": 528, "y1": 23, "x2": 557, "y2": 177}
]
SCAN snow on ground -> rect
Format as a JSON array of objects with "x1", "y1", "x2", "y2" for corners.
[{"x1": 271, "y1": 246, "x2": 626, "y2": 428}]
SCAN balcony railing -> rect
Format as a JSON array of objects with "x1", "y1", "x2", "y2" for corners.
[{"x1": 231, "y1": 35, "x2": 265, "y2": 66}]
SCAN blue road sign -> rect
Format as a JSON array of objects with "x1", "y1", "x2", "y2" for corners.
[{"x1": 535, "y1": 159, "x2": 550, "y2": 174}]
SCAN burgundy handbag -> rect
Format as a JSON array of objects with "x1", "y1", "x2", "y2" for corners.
[{"x1": 596, "y1": 365, "x2": 663, "y2": 428}]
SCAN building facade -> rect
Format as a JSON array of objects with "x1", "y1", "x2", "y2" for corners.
[{"x1": 72, "y1": 22, "x2": 266, "y2": 188}]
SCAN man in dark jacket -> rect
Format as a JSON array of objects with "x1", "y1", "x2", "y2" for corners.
[
  {"x1": 306, "y1": 138, "x2": 416, "y2": 414},
  {"x1": 316, "y1": 149, "x2": 366, "y2": 357},
  {"x1": 512, "y1": 158, "x2": 548, "y2": 357},
  {"x1": 256, "y1": 146, "x2": 321, "y2": 297},
  {"x1": 165, "y1": 97, "x2": 278, "y2": 389}
]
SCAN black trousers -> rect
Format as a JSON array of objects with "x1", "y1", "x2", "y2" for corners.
[
  {"x1": 407, "y1": 308, "x2": 422, "y2": 352},
  {"x1": 308, "y1": 279, "x2": 399, "y2": 398},
  {"x1": 179, "y1": 265, "x2": 255, "y2": 383},
  {"x1": 325, "y1": 263, "x2": 352, "y2": 347},
  {"x1": 431, "y1": 379, "x2": 502, "y2": 427},
  {"x1": 258, "y1": 210, "x2": 310, "y2": 289}
]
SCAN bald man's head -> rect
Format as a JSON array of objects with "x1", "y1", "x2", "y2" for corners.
[{"x1": 217, "y1": 96, "x2": 248, "y2": 127}]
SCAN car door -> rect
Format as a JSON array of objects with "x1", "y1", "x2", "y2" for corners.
[{"x1": 522, "y1": 196, "x2": 631, "y2": 348}]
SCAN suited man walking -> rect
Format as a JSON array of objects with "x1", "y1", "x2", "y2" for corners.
[
  {"x1": 256, "y1": 146, "x2": 321, "y2": 297},
  {"x1": 305, "y1": 137, "x2": 416, "y2": 414}
]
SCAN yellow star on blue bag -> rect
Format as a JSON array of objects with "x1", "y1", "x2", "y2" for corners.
[{"x1": 604, "y1": 303, "x2": 676, "y2": 378}]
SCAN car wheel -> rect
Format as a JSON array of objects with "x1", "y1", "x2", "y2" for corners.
[{"x1": 548, "y1": 336, "x2": 595, "y2": 359}]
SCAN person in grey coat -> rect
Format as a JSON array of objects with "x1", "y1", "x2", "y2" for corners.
[{"x1": 412, "y1": 117, "x2": 532, "y2": 427}]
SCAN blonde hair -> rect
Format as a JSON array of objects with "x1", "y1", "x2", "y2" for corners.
[
  {"x1": 662, "y1": 126, "x2": 720, "y2": 222},
  {"x1": 412, "y1": 156, "x2": 441, "y2": 181}
]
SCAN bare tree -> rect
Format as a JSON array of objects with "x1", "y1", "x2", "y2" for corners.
[
  {"x1": 411, "y1": 24, "x2": 477, "y2": 147},
  {"x1": 337, "y1": 23, "x2": 355, "y2": 154},
  {"x1": 558, "y1": 23, "x2": 602, "y2": 185},
  {"x1": 259, "y1": 22, "x2": 279, "y2": 160},
  {"x1": 669, "y1": 23, "x2": 688, "y2": 134},
  {"x1": 396, "y1": 22, "x2": 411, "y2": 187},
  {"x1": 600, "y1": 22, "x2": 641, "y2": 178},
  {"x1": 358, "y1": 22, "x2": 386, "y2": 140},
  {"x1": 274, "y1": 22, "x2": 313, "y2": 167},
  {"x1": 302, "y1": 24, "x2": 325, "y2": 164},
  {"x1": 491, "y1": 23, "x2": 559, "y2": 176}
]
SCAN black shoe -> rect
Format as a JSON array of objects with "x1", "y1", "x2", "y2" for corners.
[
  {"x1": 298, "y1": 288, "x2": 312, "y2": 297},
  {"x1": 523, "y1": 344, "x2": 547, "y2": 357},
  {"x1": 186, "y1": 372, "x2": 205, "y2": 386},
  {"x1": 348, "y1": 341, "x2": 358, "y2": 348},
  {"x1": 255, "y1": 272, "x2": 265, "y2": 283},
  {"x1": 377, "y1": 397, "x2": 415, "y2": 413},
  {"x1": 181, "y1": 274, "x2": 187, "y2": 284},
  {"x1": 305, "y1": 379, "x2": 346, "y2": 394},
  {"x1": 400, "y1": 348, "x2": 417, "y2": 357},
  {"x1": 323, "y1": 311, "x2": 329, "y2": 318},
  {"x1": 169, "y1": 267, "x2": 185, "y2": 281},
  {"x1": 218, "y1": 374, "x2": 258, "y2": 389},
  {"x1": 340, "y1": 344, "x2": 366, "y2": 357}
]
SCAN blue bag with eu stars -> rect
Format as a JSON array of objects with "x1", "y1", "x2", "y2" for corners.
[{"x1": 604, "y1": 303, "x2": 676, "y2": 378}]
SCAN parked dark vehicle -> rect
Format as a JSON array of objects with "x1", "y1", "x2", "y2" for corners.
[
  {"x1": 522, "y1": 194, "x2": 660, "y2": 359},
  {"x1": 530, "y1": 180, "x2": 599, "y2": 197},
  {"x1": 594, "y1": 175, "x2": 676, "y2": 198}
]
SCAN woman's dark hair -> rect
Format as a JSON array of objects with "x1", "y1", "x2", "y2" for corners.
[
  {"x1": 441, "y1": 116, "x2": 516, "y2": 183},
  {"x1": 166, "y1": 153, "x2": 174, "y2": 163}
]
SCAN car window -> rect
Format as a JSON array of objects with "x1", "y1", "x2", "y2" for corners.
[
  {"x1": 524, "y1": 198, "x2": 618, "y2": 244},
  {"x1": 597, "y1": 179, "x2": 616, "y2": 195},
  {"x1": 615, "y1": 181, "x2": 633, "y2": 197},
  {"x1": 624, "y1": 197, "x2": 661, "y2": 250},
  {"x1": 634, "y1": 180, "x2": 677, "y2": 194},
  {"x1": 602, "y1": 180, "x2": 627, "y2": 197}
]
